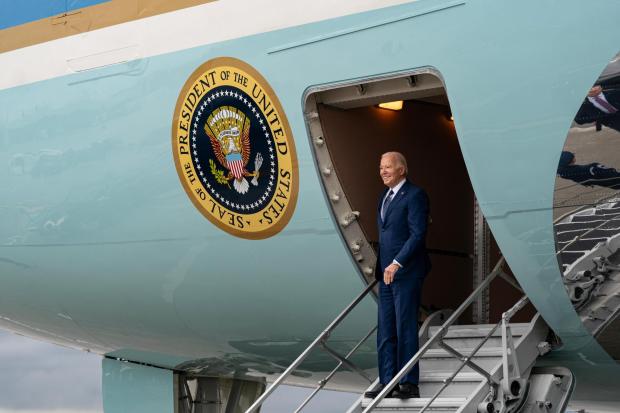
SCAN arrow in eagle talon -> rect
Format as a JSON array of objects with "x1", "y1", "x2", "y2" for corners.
[{"x1": 252, "y1": 153, "x2": 263, "y2": 186}]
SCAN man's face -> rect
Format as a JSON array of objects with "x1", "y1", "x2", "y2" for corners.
[{"x1": 379, "y1": 155, "x2": 404, "y2": 188}]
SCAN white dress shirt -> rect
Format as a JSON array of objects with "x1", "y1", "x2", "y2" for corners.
[
  {"x1": 587, "y1": 91, "x2": 617, "y2": 114},
  {"x1": 381, "y1": 178, "x2": 406, "y2": 219}
]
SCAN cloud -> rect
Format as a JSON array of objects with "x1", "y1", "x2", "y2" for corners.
[
  {"x1": 0, "y1": 331, "x2": 102, "y2": 411},
  {"x1": 264, "y1": 385, "x2": 358, "y2": 413},
  {"x1": 0, "y1": 330, "x2": 358, "y2": 412}
]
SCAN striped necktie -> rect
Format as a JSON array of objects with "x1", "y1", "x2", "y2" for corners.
[
  {"x1": 382, "y1": 190, "x2": 394, "y2": 221},
  {"x1": 593, "y1": 94, "x2": 618, "y2": 114}
]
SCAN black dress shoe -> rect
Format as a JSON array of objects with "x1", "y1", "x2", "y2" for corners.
[
  {"x1": 393, "y1": 382, "x2": 420, "y2": 399},
  {"x1": 364, "y1": 384, "x2": 394, "y2": 399}
]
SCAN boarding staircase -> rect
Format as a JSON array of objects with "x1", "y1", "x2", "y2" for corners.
[
  {"x1": 554, "y1": 196, "x2": 620, "y2": 336},
  {"x1": 352, "y1": 316, "x2": 568, "y2": 413},
  {"x1": 244, "y1": 258, "x2": 574, "y2": 413}
]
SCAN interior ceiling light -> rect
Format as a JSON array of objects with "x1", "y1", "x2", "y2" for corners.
[{"x1": 378, "y1": 100, "x2": 403, "y2": 111}]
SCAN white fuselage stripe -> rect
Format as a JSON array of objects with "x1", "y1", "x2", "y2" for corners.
[{"x1": 0, "y1": 0, "x2": 415, "y2": 90}]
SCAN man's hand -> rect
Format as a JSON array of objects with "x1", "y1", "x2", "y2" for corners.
[
  {"x1": 383, "y1": 263, "x2": 400, "y2": 285},
  {"x1": 588, "y1": 85, "x2": 603, "y2": 97}
]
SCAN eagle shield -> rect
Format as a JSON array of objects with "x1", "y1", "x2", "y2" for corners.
[{"x1": 204, "y1": 106, "x2": 260, "y2": 194}]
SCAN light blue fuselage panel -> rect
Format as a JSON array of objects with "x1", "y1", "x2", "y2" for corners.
[{"x1": 1, "y1": 0, "x2": 619, "y2": 400}]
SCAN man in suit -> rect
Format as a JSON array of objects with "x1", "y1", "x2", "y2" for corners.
[
  {"x1": 575, "y1": 85, "x2": 620, "y2": 133},
  {"x1": 364, "y1": 151, "x2": 431, "y2": 400}
]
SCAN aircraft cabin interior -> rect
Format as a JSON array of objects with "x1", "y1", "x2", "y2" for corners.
[{"x1": 304, "y1": 72, "x2": 535, "y2": 325}]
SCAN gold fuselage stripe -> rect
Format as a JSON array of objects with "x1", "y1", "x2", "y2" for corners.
[{"x1": 0, "y1": 0, "x2": 217, "y2": 54}]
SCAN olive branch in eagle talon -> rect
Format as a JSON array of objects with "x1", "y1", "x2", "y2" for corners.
[
  {"x1": 209, "y1": 159, "x2": 231, "y2": 188},
  {"x1": 203, "y1": 106, "x2": 263, "y2": 194}
]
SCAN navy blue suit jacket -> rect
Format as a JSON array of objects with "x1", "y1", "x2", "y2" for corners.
[
  {"x1": 575, "y1": 89, "x2": 620, "y2": 133},
  {"x1": 375, "y1": 180, "x2": 430, "y2": 281}
]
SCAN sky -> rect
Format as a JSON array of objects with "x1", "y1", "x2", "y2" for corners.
[
  {"x1": 0, "y1": 330, "x2": 357, "y2": 413},
  {"x1": 0, "y1": 329, "x2": 618, "y2": 413},
  {"x1": 0, "y1": 330, "x2": 102, "y2": 413}
]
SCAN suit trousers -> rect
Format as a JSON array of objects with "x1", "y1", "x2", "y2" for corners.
[{"x1": 377, "y1": 275, "x2": 424, "y2": 385}]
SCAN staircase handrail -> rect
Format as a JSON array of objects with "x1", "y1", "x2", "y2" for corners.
[
  {"x1": 293, "y1": 325, "x2": 377, "y2": 413},
  {"x1": 245, "y1": 279, "x2": 378, "y2": 413},
  {"x1": 553, "y1": 197, "x2": 600, "y2": 224},
  {"x1": 362, "y1": 257, "x2": 519, "y2": 412},
  {"x1": 416, "y1": 294, "x2": 530, "y2": 413},
  {"x1": 556, "y1": 214, "x2": 620, "y2": 255}
]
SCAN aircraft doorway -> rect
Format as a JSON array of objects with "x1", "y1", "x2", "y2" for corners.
[{"x1": 304, "y1": 71, "x2": 529, "y2": 324}]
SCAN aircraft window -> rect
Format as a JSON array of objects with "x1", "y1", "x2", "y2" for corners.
[{"x1": 552, "y1": 52, "x2": 620, "y2": 356}]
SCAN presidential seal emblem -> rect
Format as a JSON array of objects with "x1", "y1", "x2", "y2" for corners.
[{"x1": 172, "y1": 57, "x2": 298, "y2": 239}]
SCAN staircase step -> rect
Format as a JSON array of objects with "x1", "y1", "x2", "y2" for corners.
[
  {"x1": 420, "y1": 347, "x2": 503, "y2": 373},
  {"x1": 557, "y1": 238, "x2": 607, "y2": 251},
  {"x1": 570, "y1": 212, "x2": 620, "y2": 222},
  {"x1": 418, "y1": 372, "x2": 486, "y2": 398},
  {"x1": 346, "y1": 316, "x2": 552, "y2": 413},
  {"x1": 430, "y1": 336, "x2": 504, "y2": 350},
  {"x1": 595, "y1": 206, "x2": 620, "y2": 215},
  {"x1": 556, "y1": 220, "x2": 620, "y2": 231},
  {"x1": 424, "y1": 324, "x2": 530, "y2": 354},
  {"x1": 559, "y1": 251, "x2": 587, "y2": 266},
  {"x1": 422, "y1": 347, "x2": 504, "y2": 358},
  {"x1": 360, "y1": 373, "x2": 485, "y2": 402},
  {"x1": 428, "y1": 324, "x2": 529, "y2": 338},
  {"x1": 555, "y1": 229, "x2": 588, "y2": 242},
  {"x1": 361, "y1": 397, "x2": 467, "y2": 412},
  {"x1": 420, "y1": 372, "x2": 484, "y2": 382}
]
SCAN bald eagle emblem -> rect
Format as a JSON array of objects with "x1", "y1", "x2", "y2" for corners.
[
  {"x1": 172, "y1": 58, "x2": 299, "y2": 239},
  {"x1": 204, "y1": 106, "x2": 263, "y2": 194}
]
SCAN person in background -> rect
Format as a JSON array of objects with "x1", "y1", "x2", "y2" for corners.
[
  {"x1": 557, "y1": 151, "x2": 620, "y2": 189},
  {"x1": 575, "y1": 85, "x2": 620, "y2": 133}
]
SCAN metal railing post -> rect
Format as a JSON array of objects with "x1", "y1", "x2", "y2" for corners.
[
  {"x1": 293, "y1": 326, "x2": 377, "y2": 413},
  {"x1": 244, "y1": 280, "x2": 378, "y2": 413},
  {"x1": 362, "y1": 259, "x2": 507, "y2": 412},
  {"x1": 246, "y1": 254, "x2": 531, "y2": 413}
]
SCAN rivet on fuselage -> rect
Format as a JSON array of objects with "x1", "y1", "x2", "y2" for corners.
[
  {"x1": 340, "y1": 211, "x2": 360, "y2": 228},
  {"x1": 304, "y1": 111, "x2": 319, "y2": 121}
]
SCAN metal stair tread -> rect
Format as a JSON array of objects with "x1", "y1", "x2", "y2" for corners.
[
  {"x1": 419, "y1": 371, "x2": 485, "y2": 382},
  {"x1": 570, "y1": 213, "x2": 620, "y2": 222},
  {"x1": 361, "y1": 397, "x2": 468, "y2": 408},
  {"x1": 428, "y1": 323, "x2": 529, "y2": 338},
  {"x1": 422, "y1": 347, "x2": 505, "y2": 358}
]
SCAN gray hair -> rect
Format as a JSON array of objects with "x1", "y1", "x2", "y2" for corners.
[{"x1": 381, "y1": 151, "x2": 408, "y2": 174}]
